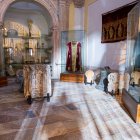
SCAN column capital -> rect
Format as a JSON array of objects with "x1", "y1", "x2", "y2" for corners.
[
  {"x1": 73, "y1": 0, "x2": 85, "y2": 8},
  {"x1": 66, "y1": 0, "x2": 72, "y2": 7},
  {"x1": 59, "y1": 0, "x2": 66, "y2": 5}
]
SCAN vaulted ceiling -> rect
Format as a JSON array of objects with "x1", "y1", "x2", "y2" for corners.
[{"x1": 5, "y1": 1, "x2": 52, "y2": 32}]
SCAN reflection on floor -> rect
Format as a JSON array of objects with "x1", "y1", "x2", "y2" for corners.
[{"x1": 0, "y1": 78, "x2": 140, "y2": 140}]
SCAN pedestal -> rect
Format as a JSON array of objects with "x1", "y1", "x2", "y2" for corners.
[
  {"x1": 0, "y1": 76, "x2": 8, "y2": 87},
  {"x1": 60, "y1": 72, "x2": 84, "y2": 83}
]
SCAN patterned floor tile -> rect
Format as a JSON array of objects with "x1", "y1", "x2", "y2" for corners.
[{"x1": 0, "y1": 80, "x2": 140, "y2": 140}]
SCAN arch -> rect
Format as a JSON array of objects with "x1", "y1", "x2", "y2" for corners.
[
  {"x1": 0, "y1": 0, "x2": 59, "y2": 27},
  {"x1": 0, "y1": 0, "x2": 60, "y2": 78}
]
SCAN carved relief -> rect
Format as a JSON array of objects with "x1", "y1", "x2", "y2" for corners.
[
  {"x1": 29, "y1": 65, "x2": 36, "y2": 97},
  {"x1": 23, "y1": 64, "x2": 51, "y2": 98},
  {"x1": 23, "y1": 65, "x2": 30, "y2": 98}
]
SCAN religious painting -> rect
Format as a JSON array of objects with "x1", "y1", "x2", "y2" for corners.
[{"x1": 101, "y1": 1, "x2": 138, "y2": 43}]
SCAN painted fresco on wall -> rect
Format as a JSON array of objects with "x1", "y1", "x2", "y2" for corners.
[{"x1": 101, "y1": 1, "x2": 138, "y2": 43}]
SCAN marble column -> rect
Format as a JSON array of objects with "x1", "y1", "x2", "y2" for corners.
[
  {"x1": 65, "y1": 0, "x2": 71, "y2": 30},
  {"x1": 52, "y1": 26, "x2": 61, "y2": 78},
  {"x1": 59, "y1": 0, "x2": 67, "y2": 31},
  {"x1": 56, "y1": 0, "x2": 71, "y2": 78},
  {"x1": 0, "y1": 22, "x2": 5, "y2": 76},
  {"x1": 59, "y1": 0, "x2": 71, "y2": 31}
]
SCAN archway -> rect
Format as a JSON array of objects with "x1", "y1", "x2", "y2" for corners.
[{"x1": 0, "y1": 0, "x2": 60, "y2": 78}]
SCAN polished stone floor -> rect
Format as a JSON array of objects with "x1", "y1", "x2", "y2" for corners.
[{"x1": 0, "y1": 78, "x2": 140, "y2": 140}]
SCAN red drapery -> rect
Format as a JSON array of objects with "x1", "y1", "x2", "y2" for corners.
[{"x1": 66, "y1": 41, "x2": 82, "y2": 72}]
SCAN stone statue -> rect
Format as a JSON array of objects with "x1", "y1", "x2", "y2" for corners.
[{"x1": 108, "y1": 73, "x2": 119, "y2": 95}]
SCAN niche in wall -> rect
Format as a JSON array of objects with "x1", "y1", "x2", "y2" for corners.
[{"x1": 3, "y1": 1, "x2": 53, "y2": 75}]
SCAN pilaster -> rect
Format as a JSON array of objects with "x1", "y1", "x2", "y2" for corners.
[
  {"x1": 0, "y1": 21, "x2": 5, "y2": 76},
  {"x1": 52, "y1": 26, "x2": 61, "y2": 78},
  {"x1": 59, "y1": 0, "x2": 71, "y2": 31}
]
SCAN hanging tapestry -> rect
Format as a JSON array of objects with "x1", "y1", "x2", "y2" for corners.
[
  {"x1": 66, "y1": 41, "x2": 82, "y2": 72},
  {"x1": 101, "y1": 1, "x2": 138, "y2": 43}
]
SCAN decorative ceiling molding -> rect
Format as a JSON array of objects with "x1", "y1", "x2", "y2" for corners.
[
  {"x1": 73, "y1": 0, "x2": 85, "y2": 8},
  {"x1": 66, "y1": 0, "x2": 73, "y2": 5}
]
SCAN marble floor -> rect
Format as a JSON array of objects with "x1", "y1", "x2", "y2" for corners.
[{"x1": 0, "y1": 78, "x2": 140, "y2": 140}]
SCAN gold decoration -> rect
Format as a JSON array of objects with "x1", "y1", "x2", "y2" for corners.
[{"x1": 27, "y1": 19, "x2": 33, "y2": 37}]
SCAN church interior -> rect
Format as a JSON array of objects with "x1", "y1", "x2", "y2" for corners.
[{"x1": 0, "y1": 0, "x2": 140, "y2": 139}]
